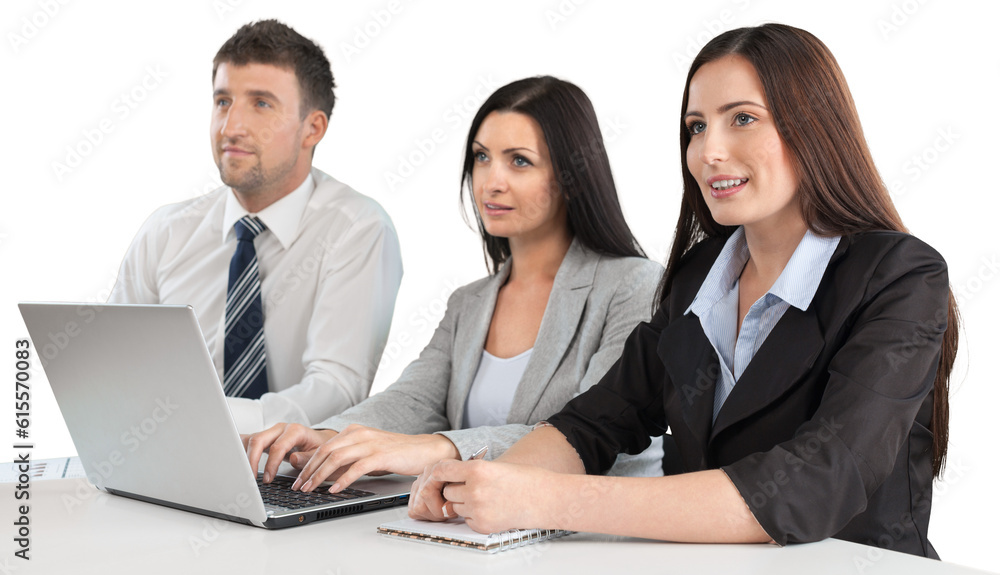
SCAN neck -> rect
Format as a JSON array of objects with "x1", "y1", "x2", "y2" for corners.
[
  {"x1": 742, "y1": 219, "x2": 808, "y2": 285},
  {"x1": 507, "y1": 232, "x2": 573, "y2": 284}
]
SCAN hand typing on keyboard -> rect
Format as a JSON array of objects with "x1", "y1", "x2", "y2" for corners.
[
  {"x1": 243, "y1": 423, "x2": 463, "y2": 495},
  {"x1": 255, "y1": 474, "x2": 374, "y2": 510}
]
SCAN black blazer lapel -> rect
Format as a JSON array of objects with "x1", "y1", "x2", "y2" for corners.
[
  {"x1": 708, "y1": 237, "x2": 852, "y2": 441},
  {"x1": 710, "y1": 291, "x2": 825, "y2": 443}
]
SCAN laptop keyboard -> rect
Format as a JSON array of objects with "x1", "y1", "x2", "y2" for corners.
[{"x1": 256, "y1": 474, "x2": 375, "y2": 510}]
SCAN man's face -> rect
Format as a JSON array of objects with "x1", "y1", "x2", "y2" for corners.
[{"x1": 211, "y1": 62, "x2": 308, "y2": 199}]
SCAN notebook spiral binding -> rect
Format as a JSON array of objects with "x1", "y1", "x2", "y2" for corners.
[{"x1": 496, "y1": 528, "x2": 563, "y2": 551}]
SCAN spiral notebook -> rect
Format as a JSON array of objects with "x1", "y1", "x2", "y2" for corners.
[{"x1": 377, "y1": 517, "x2": 571, "y2": 553}]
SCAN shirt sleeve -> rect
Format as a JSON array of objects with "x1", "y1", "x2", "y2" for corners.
[
  {"x1": 251, "y1": 209, "x2": 403, "y2": 430},
  {"x1": 438, "y1": 259, "x2": 664, "y2": 461},
  {"x1": 721, "y1": 237, "x2": 949, "y2": 545},
  {"x1": 314, "y1": 285, "x2": 463, "y2": 434},
  {"x1": 107, "y1": 210, "x2": 165, "y2": 304}
]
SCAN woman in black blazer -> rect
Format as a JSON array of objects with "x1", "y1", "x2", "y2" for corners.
[{"x1": 408, "y1": 24, "x2": 960, "y2": 559}]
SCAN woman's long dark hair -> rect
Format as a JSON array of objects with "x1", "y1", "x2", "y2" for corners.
[
  {"x1": 461, "y1": 76, "x2": 645, "y2": 273},
  {"x1": 658, "y1": 23, "x2": 958, "y2": 476}
]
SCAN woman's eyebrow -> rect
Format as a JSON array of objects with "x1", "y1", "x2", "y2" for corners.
[{"x1": 685, "y1": 100, "x2": 768, "y2": 119}]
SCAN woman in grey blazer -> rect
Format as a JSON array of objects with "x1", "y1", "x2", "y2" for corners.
[{"x1": 245, "y1": 76, "x2": 664, "y2": 492}]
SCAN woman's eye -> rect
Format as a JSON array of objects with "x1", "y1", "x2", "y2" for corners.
[
  {"x1": 734, "y1": 113, "x2": 756, "y2": 126},
  {"x1": 474, "y1": 151, "x2": 488, "y2": 162},
  {"x1": 686, "y1": 121, "x2": 706, "y2": 135},
  {"x1": 513, "y1": 155, "x2": 532, "y2": 167}
]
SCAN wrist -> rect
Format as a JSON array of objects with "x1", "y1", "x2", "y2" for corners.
[
  {"x1": 529, "y1": 466, "x2": 571, "y2": 531},
  {"x1": 429, "y1": 433, "x2": 461, "y2": 461}
]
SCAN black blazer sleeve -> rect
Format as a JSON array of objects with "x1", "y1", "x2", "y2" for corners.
[
  {"x1": 721, "y1": 236, "x2": 949, "y2": 545},
  {"x1": 547, "y1": 304, "x2": 671, "y2": 474}
]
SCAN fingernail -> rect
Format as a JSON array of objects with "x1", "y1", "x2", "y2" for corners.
[
  {"x1": 302, "y1": 480, "x2": 312, "y2": 492},
  {"x1": 330, "y1": 482, "x2": 341, "y2": 493},
  {"x1": 263, "y1": 472, "x2": 271, "y2": 483},
  {"x1": 291, "y1": 478, "x2": 301, "y2": 490},
  {"x1": 442, "y1": 504, "x2": 450, "y2": 518}
]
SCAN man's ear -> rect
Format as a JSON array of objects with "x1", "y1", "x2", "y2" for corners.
[{"x1": 302, "y1": 109, "x2": 328, "y2": 150}]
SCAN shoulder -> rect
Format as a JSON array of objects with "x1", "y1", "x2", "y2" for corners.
[
  {"x1": 307, "y1": 169, "x2": 396, "y2": 233},
  {"x1": 130, "y1": 188, "x2": 227, "y2": 241},
  {"x1": 573, "y1": 249, "x2": 663, "y2": 317},
  {"x1": 831, "y1": 231, "x2": 948, "y2": 305},
  {"x1": 839, "y1": 231, "x2": 944, "y2": 266},
  {"x1": 594, "y1": 251, "x2": 663, "y2": 277},
  {"x1": 593, "y1": 252, "x2": 663, "y2": 295},
  {"x1": 833, "y1": 231, "x2": 947, "y2": 285}
]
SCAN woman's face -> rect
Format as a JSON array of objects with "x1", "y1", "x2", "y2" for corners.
[
  {"x1": 471, "y1": 111, "x2": 567, "y2": 246},
  {"x1": 684, "y1": 55, "x2": 803, "y2": 232}
]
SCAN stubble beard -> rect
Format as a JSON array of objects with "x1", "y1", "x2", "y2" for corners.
[{"x1": 217, "y1": 148, "x2": 300, "y2": 200}]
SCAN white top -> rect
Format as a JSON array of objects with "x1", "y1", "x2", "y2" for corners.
[
  {"x1": 462, "y1": 348, "x2": 533, "y2": 428},
  {"x1": 108, "y1": 168, "x2": 403, "y2": 432}
]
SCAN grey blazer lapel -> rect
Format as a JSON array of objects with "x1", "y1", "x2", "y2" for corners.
[
  {"x1": 446, "y1": 263, "x2": 510, "y2": 428},
  {"x1": 507, "y1": 240, "x2": 596, "y2": 424}
]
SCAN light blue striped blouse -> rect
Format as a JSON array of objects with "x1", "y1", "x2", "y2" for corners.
[{"x1": 685, "y1": 227, "x2": 841, "y2": 422}]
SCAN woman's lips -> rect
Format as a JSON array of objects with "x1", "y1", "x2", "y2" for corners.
[
  {"x1": 708, "y1": 176, "x2": 748, "y2": 199},
  {"x1": 483, "y1": 202, "x2": 513, "y2": 216}
]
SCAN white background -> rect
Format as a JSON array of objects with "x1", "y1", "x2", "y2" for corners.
[{"x1": 2, "y1": 0, "x2": 997, "y2": 570}]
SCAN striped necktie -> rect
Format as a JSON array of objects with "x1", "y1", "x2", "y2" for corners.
[{"x1": 224, "y1": 216, "x2": 268, "y2": 399}]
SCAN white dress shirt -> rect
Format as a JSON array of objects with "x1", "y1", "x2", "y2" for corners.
[{"x1": 108, "y1": 168, "x2": 403, "y2": 432}]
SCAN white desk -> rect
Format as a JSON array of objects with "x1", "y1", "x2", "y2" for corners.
[{"x1": 2, "y1": 479, "x2": 992, "y2": 575}]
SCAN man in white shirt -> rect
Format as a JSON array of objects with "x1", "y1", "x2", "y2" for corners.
[{"x1": 108, "y1": 20, "x2": 403, "y2": 433}]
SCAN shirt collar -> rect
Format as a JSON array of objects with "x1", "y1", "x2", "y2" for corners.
[
  {"x1": 769, "y1": 228, "x2": 841, "y2": 311},
  {"x1": 222, "y1": 173, "x2": 315, "y2": 249},
  {"x1": 686, "y1": 226, "x2": 841, "y2": 316},
  {"x1": 687, "y1": 227, "x2": 749, "y2": 318}
]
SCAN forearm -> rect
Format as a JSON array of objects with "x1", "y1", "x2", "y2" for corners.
[
  {"x1": 497, "y1": 426, "x2": 586, "y2": 475},
  {"x1": 542, "y1": 470, "x2": 769, "y2": 543}
]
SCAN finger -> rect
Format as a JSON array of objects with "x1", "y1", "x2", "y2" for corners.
[
  {"x1": 244, "y1": 424, "x2": 286, "y2": 480},
  {"x1": 296, "y1": 443, "x2": 368, "y2": 491},
  {"x1": 263, "y1": 426, "x2": 312, "y2": 484},
  {"x1": 441, "y1": 482, "x2": 465, "y2": 503},
  {"x1": 407, "y1": 471, "x2": 438, "y2": 521},
  {"x1": 288, "y1": 448, "x2": 317, "y2": 469},
  {"x1": 425, "y1": 459, "x2": 468, "y2": 484},
  {"x1": 414, "y1": 477, "x2": 450, "y2": 521},
  {"x1": 326, "y1": 458, "x2": 381, "y2": 493},
  {"x1": 442, "y1": 500, "x2": 456, "y2": 519}
]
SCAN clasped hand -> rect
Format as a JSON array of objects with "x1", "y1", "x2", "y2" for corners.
[
  {"x1": 242, "y1": 423, "x2": 460, "y2": 493},
  {"x1": 408, "y1": 458, "x2": 556, "y2": 534}
]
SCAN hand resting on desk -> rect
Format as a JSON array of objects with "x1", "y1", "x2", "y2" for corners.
[
  {"x1": 408, "y1": 459, "x2": 560, "y2": 534},
  {"x1": 243, "y1": 423, "x2": 460, "y2": 493}
]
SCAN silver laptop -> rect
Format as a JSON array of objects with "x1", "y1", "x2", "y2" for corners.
[{"x1": 18, "y1": 302, "x2": 413, "y2": 529}]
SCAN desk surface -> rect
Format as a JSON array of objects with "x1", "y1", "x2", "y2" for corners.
[{"x1": 3, "y1": 479, "x2": 992, "y2": 575}]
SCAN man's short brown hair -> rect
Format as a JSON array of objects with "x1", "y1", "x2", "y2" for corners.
[{"x1": 213, "y1": 19, "x2": 335, "y2": 119}]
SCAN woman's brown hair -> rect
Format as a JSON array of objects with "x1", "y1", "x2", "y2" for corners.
[{"x1": 658, "y1": 23, "x2": 958, "y2": 476}]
